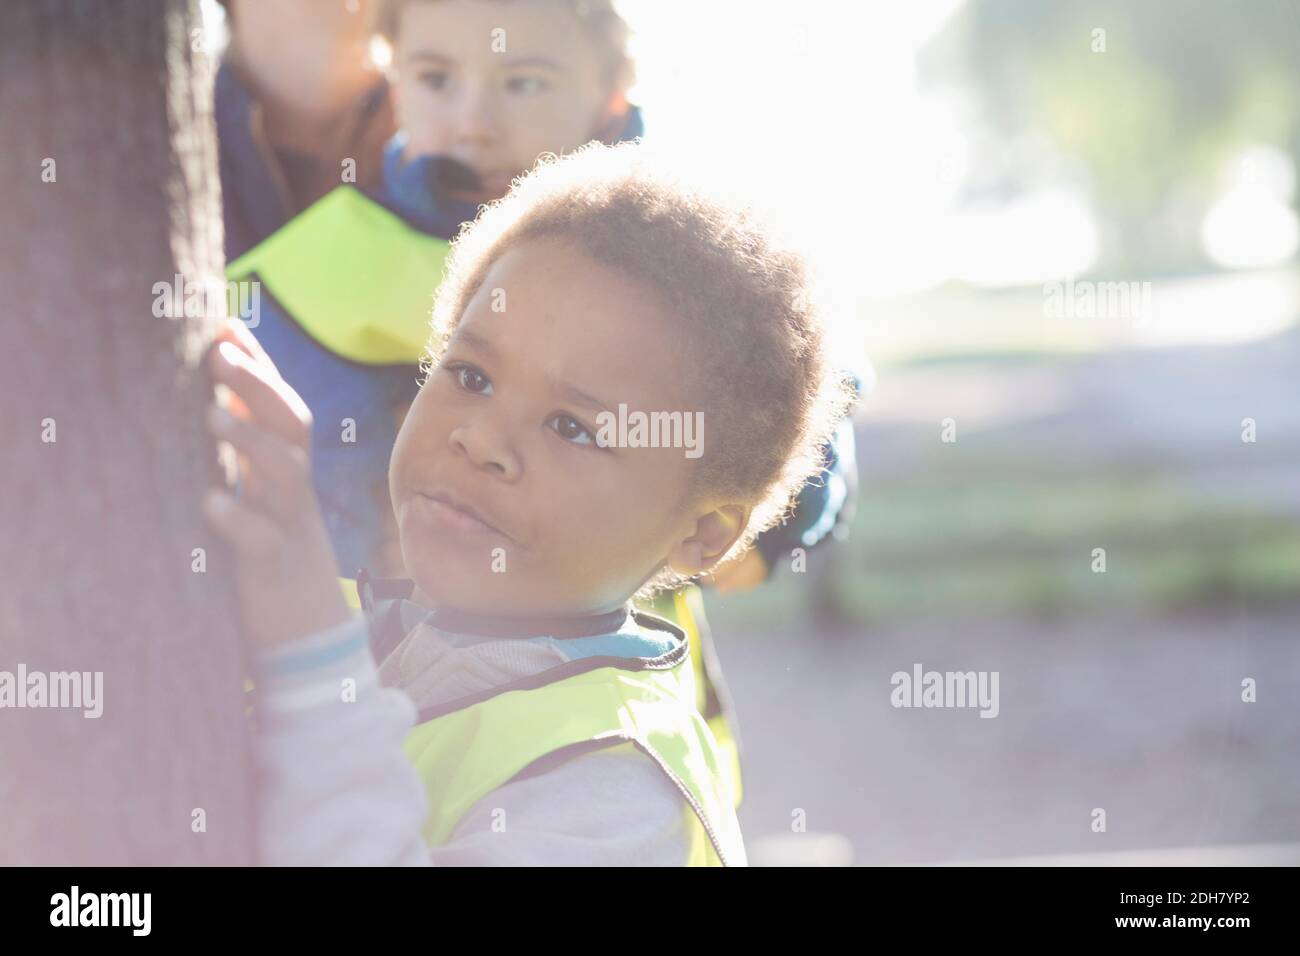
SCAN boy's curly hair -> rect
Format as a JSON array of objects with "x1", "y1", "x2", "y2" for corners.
[
  {"x1": 423, "y1": 142, "x2": 856, "y2": 593},
  {"x1": 376, "y1": 0, "x2": 634, "y2": 90}
]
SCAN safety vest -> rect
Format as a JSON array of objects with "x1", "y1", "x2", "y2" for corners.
[
  {"x1": 342, "y1": 576, "x2": 748, "y2": 866},
  {"x1": 226, "y1": 186, "x2": 451, "y2": 365},
  {"x1": 639, "y1": 586, "x2": 745, "y2": 807}
]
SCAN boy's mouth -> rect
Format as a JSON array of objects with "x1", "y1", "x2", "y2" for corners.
[
  {"x1": 430, "y1": 158, "x2": 512, "y2": 204},
  {"x1": 473, "y1": 170, "x2": 514, "y2": 199},
  {"x1": 411, "y1": 489, "x2": 515, "y2": 544}
]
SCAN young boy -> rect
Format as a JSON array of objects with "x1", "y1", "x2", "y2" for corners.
[
  {"x1": 226, "y1": 0, "x2": 642, "y2": 577},
  {"x1": 224, "y1": 0, "x2": 856, "y2": 794},
  {"x1": 228, "y1": 0, "x2": 856, "y2": 588},
  {"x1": 205, "y1": 143, "x2": 855, "y2": 865}
]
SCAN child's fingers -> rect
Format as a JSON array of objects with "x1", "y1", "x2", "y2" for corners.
[
  {"x1": 211, "y1": 340, "x2": 313, "y2": 449},
  {"x1": 208, "y1": 405, "x2": 312, "y2": 524},
  {"x1": 202, "y1": 489, "x2": 287, "y2": 560},
  {"x1": 214, "y1": 318, "x2": 275, "y2": 370},
  {"x1": 210, "y1": 321, "x2": 271, "y2": 424}
]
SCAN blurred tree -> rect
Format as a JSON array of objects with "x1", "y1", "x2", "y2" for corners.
[
  {"x1": 0, "y1": 0, "x2": 253, "y2": 863},
  {"x1": 928, "y1": 0, "x2": 1300, "y2": 270}
]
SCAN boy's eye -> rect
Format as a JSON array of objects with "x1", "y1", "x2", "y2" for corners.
[
  {"x1": 549, "y1": 413, "x2": 597, "y2": 446},
  {"x1": 418, "y1": 70, "x2": 451, "y2": 91},
  {"x1": 446, "y1": 362, "x2": 493, "y2": 395},
  {"x1": 505, "y1": 74, "x2": 549, "y2": 95}
]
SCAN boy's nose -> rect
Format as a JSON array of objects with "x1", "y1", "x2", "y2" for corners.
[
  {"x1": 456, "y1": 87, "x2": 501, "y2": 147},
  {"x1": 447, "y1": 417, "x2": 521, "y2": 481}
]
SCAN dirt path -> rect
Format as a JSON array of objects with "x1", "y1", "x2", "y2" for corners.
[{"x1": 714, "y1": 603, "x2": 1300, "y2": 865}]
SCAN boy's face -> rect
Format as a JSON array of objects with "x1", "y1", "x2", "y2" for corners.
[
  {"x1": 389, "y1": 238, "x2": 710, "y2": 618},
  {"x1": 393, "y1": 0, "x2": 619, "y2": 200}
]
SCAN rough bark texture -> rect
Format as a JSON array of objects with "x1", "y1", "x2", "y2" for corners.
[{"x1": 0, "y1": 0, "x2": 254, "y2": 864}]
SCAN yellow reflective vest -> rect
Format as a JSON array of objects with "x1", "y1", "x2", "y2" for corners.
[
  {"x1": 226, "y1": 186, "x2": 451, "y2": 365},
  {"x1": 341, "y1": 577, "x2": 747, "y2": 866}
]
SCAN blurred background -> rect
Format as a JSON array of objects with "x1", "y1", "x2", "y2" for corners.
[
  {"x1": 611, "y1": 0, "x2": 1300, "y2": 865},
  {"x1": 194, "y1": 0, "x2": 1300, "y2": 864}
]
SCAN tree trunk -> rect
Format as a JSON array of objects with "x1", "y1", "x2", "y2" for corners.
[{"x1": 0, "y1": 0, "x2": 253, "y2": 864}]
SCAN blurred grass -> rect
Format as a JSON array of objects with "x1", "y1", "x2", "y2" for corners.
[
  {"x1": 707, "y1": 270, "x2": 1300, "y2": 634},
  {"x1": 704, "y1": 465, "x2": 1300, "y2": 634}
]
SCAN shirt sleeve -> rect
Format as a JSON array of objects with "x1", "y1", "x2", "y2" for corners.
[
  {"x1": 427, "y1": 742, "x2": 695, "y2": 866},
  {"x1": 252, "y1": 619, "x2": 696, "y2": 866},
  {"x1": 252, "y1": 614, "x2": 432, "y2": 866}
]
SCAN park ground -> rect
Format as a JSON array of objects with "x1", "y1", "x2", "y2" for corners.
[{"x1": 703, "y1": 270, "x2": 1300, "y2": 864}]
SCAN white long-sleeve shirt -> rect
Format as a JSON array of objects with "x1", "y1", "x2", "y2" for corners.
[{"x1": 252, "y1": 612, "x2": 694, "y2": 866}]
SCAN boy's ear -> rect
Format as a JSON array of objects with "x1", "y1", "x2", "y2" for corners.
[{"x1": 667, "y1": 505, "x2": 749, "y2": 577}]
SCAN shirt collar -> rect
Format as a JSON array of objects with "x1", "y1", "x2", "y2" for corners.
[
  {"x1": 356, "y1": 570, "x2": 633, "y2": 640},
  {"x1": 377, "y1": 103, "x2": 647, "y2": 231}
]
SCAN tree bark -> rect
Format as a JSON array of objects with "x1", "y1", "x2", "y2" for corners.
[{"x1": 0, "y1": 0, "x2": 253, "y2": 864}]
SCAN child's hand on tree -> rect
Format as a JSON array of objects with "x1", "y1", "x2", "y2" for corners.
[{"x1": 202, "y1": 320, "x2": 351, "y2": 649}]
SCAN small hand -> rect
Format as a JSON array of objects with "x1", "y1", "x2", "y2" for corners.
[
  {"x1": 202, "y1": 321, "x2": 351, "y2": 649},
  {"x1": 704, "y1": 547, "x2": 770, "y2": 596}
]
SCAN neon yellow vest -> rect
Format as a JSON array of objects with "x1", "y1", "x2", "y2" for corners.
[
  {"x1": 339, "y1": 579, "x2": 747, "y2": 866},
  {"x1": 226, "y1": 186, "x2": 451, "y2": 365},
  {"x1": 638, "y1": 586, "x2": 744, "y2": 807}
]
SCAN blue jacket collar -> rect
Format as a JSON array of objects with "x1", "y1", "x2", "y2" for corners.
[{"x1": 377, "y1": 104, "x2": 646, "y2": 238}]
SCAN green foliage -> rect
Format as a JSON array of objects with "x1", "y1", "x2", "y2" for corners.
[{"x1": 930, "y1": 0, "x2": 1300, "y2": 266}]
